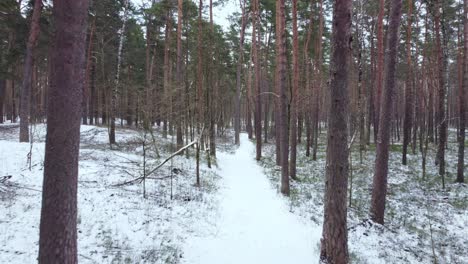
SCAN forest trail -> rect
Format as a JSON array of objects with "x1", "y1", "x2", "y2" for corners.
[{"x1": 183, "y1": 134, "x2": 321, "y2": 264}]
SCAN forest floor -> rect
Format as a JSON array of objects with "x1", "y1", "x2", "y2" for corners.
[
  {"x1": 1, "y1": 122, "x2": 467, "y2": 263},
  {"x1": 0, "y1": 122, "x2": 220, "y2": 263},
  {"x1": 259, "y1": 129, "x2": 468, "y2": 264}
]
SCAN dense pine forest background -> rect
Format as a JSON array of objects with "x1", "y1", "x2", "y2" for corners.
[{"x1": 0, "y1": 0, "x2": 467, "y2": 263}]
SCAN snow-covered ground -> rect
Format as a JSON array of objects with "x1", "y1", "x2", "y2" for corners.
[
  {"x1": 1, "y1": 123, "x2": 220, "y2": 263},
  {"x1": 183, "y1": 134, "x2": 321, "y2": 264},
  {"x1": 260, "y1": 131, "x2": 468, "y2": 264},
  {"x1": 1, "y1": 121, "x2": 466, "y2": 263}
]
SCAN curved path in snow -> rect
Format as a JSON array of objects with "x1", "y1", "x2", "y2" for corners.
[{"x1": 183, "y1": 134, "x2": 321, "y2": 264}]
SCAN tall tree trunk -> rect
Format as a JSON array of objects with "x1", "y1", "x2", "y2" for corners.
[
  {"x1": 370, "y1": 0, "x2": 403, "y2": 225},
  {"x1": 374, "y1": 0, "x2": 385, "y2": 141},
  {"x1": 19, "y1": 0, "x2": 42, "y2": 142},
  {"x1": 402, "y1": 0, "x2": 413, "y2": 165},
  {"x1": 110, "y1": 0, "x2": 129, "y2": 145},
  {"x1": 289, "y1": 0, "x2": 299, "y2": 178},
  {"x1": 457, "y1": 0, "x2": 467, "y2": 183},
  {"x1": 304, "y1": 0, "x2": 314, "y2": 158},
  {"x1": 197, "y1": 0, "x2": 204, "y2": 131},
  {"x1": 253, "y1": 0, "x2": 262, "y2": 160},
  {"x1": 163, "y1": 14, "x2": 172, "y2": 138},
  {"x1": 176, "y1": 0, "x2": 184, "y2": 150},
  {"x1": 83, "y1": 17, "x2": 96, "y2": 125},
  {"x1": 320, "y1": 0, "x2": 352, "y2": 262},
  {"x1": 312, "y1": 0, "x2": 324, "y2": 161},
  {"x1": 38, "y1": 0, "x2": 89, "y2": 262},
  {"x1": 276, "y1": 0, "x2": 289, "y2": 195},
  {"x1": 235, "y1": 0, "x2": 247, "y2": 145},
  {"x1": 434, "y1": 0, "x2": 447, "y2": 188},
  {"x1": 208, "y1": 0, "x2": 216, "y2": 157}
]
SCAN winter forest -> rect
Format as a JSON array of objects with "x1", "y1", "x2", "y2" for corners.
[{"x1": 0, "y1": 0, "x2": 467, "y2": 263}]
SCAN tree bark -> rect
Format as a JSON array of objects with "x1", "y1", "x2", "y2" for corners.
[
  {"x1": 110, "y1": 0, "x2": 129, "y2": 145},
  {"x1": 253, "y1": 0, "x2": 262, "y2": 161},
  {"x1": 434, "y1": 0, "x2": 447, "y2": 188},
  {"x1": 370, "y1": 0, "x2": 403, "y2": 225},
  {"x1": 38, "y1": 0, "x2": 89, "y2": 262},
  {"x1": 289, "y1": 0, "x2": 299, "y2": 179},
  {"x1": 235, "y1": 0, "x2": 247, "y2": 145},
  {"x1": 457, "y1": 0, "x2": 467, "y2": 183},
  {"x1": 19, "y1": 0, "x2": 42, "y2": 142},
  {"x1": 402, "y1": 0, "x2": 413, "y2": 165},
  {"x1": 374, "y1": 0, "x2": 385, "y2": 141},
  {"x1": 276, "y1": 0, "x2": 289, "y2": 196},
  {"x1": 176, "y1": 0, "x2": 184, "y2": 150},
  {"x1": 312, "y1": 0, "x2": 324, "y2": 161},
  {"x1": 320, "y1": 0, "x2": 352, "y2": 262},
  {"x1": 197, "y1": 0, "x2": 204, "y2": 131}
]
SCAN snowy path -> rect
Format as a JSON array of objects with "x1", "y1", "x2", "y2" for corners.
[{"x1": 183, "y1": 134, "x2": 321, "y2": 264}]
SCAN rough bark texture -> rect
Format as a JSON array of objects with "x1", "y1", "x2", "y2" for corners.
[
  {"x1": 434, "y1": 0, "x2": 447, "y2": 188},
  {"x1": 197, "y1": 0, "x2": 204, "y2": 128},
  {"x1": 38, "y1": 0, "x2": 89, "y2": 262},
  {"x1": 276, "y1": 0, "x2": 289, "y2": 196},
  {"x1": 312, "y1": 0, "x2": 324, "y2": 161},
  {"x1": 320, "y1": 0, "x2": 352, "y2": 262},
  {"x1": 402, "y1": 0, "x2": 413, "y2": 165},
  {"x1": 289, "y1": 0, "x2": 299, "y2": 179},
  {"x1": 370, "y1": 0, "x2": 403, "y2": 225},
  {"x1": 176, "y1": 0, "x2": 184, "y2": 150},
  {"x1": 374, "y1": 0, "x2": 385, "y2": 141},
  {"x1": 253, "y1": 0, "x2": 262, "y2": 161},
  {"x1": 19, "y1": 0, "x2": 42, "y2": 142},
  {"x1": 458, "y1": 0, "x2": 467, "y2": 183},
  {"x1": 110, "y1": 0, "x2": 129, "y2": 144}
]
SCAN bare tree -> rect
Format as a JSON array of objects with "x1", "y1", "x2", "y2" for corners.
[
  {"x1": 289, "y1": 0, "x2": 299, "y2": 178},
  {"x1": 253, "y1": 0, "x2": 262, "y2": 160},
  {"x1": 235, "y1": 0, "x2": 248, "y2": 145},
  {"x1": 374, "y1": 0, "x2": 385, "y2": 141},
  {"x1": 19, "y1": 0, "x2": 42, "y2": 142},
  {"x1": 110, "y1": 0, "x2": 130, "y2": 145},
  {"x1": 320, "y1": 0, "x2": 352, "y2": 262},
  {"x1": 370, "y1": 0, "x2": 403, "y2": 225},
  {"x1": 457, "y1": 0, "x2": 467, "y2": 183},
  {"x1": 434, "y1": 0, "x2": 447, "y2": 188},
  {"x1": 276, "y1": 0, "x2": 289, "y2": 196},
  {"x1": 402, "y1": 0, "x2": 413, "y2": 165},
  {"x1": 38, "y1": 0, "x2": 89, "y2": 262}
]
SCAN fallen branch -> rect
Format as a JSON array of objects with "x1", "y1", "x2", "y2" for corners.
[
  {"x1": 114, "y1": 141, "x2": 198, "y2": 187},
  {"x1": 0, "y1": 176, "x2": 12, "y2": 184}
]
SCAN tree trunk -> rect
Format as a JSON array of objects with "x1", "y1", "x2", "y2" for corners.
[
  {"x1": 235, "y1": 0, "x2": 247, "y2": 145},
  {"x1": 110, "y1": 0, "x2": 129, "y2": 144},
  {"x1": 19, "y1": 0, "x2": 42, "y2": 142},
  {"x1": 38, "y1": 0, "x2": 89, "y2": 262},
  {"x1": 312, "y1": 0, "x2": 324, "y2": 161},
  {"x1": 276, "y1": 0, "x2": 289, "y2": 196},
  {"x1": 457, "y1": 0, "x2": 467, "y2": 183},
  {"x1": 176, "y1": 0, "x2": 184, "y2": 150},
  {"x1": 289, "y1": 0, "x2": 299, "y2": 179},
  {"x1": 320, "y1": 0, "x2": 352, "y2": 262},
  {"x1": 253, "y1": 0, "x2": 262, "y2": 160},
  {"x1": 374, "y1": 0, "x2": 385, "y2": 141},
  {"x1": 197, "y1": 0, "x2": 204, "y2": 130},
  {"x1": 434, "y1": 0, "x2": 447, "y2": 188},
  {"x1": 402, "y1": 0, "x2": 413, "y2": 165},
  {"x1": 370, "y1": 0, "x2": 403, "y2": 225}
]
